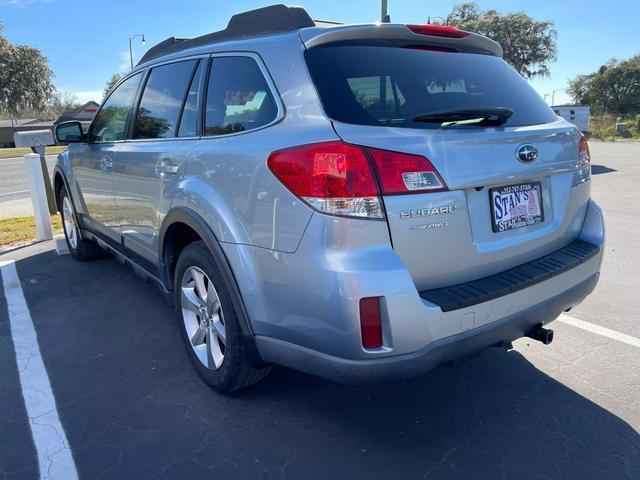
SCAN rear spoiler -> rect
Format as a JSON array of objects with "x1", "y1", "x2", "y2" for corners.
[{"x1": 299, "y1": 23, "x2": 503, "y2": 57}]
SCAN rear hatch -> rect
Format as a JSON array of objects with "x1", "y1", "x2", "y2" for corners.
[{"x1": 305, "y1": 40, "x2": 591, "y2": 291}]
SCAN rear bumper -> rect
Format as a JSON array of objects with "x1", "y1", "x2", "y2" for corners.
[
  {"x1": 251, "y1": 199, "x2": 604, "y2": 384},
  {"x1": 255, "y1": 272, "x2": 599, "y2": 384},
  {"x1": 224, "y1": 198, "x2": 604, "y2": 383}
]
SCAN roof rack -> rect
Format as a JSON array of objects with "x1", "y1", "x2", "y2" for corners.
[{"x1": 137, "y1": 4, "x2": 315, "y2": 66}]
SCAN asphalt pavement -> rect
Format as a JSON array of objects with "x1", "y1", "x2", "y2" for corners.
[{"x1": 0, "y1": 142, "x2": 638, "y2": 479}]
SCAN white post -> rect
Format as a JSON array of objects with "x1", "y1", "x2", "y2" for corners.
[{"x1": 24, "y1": 153, "x2": 53, "y2": 241}]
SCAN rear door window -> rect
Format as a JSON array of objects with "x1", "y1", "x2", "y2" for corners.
[
  {"x1": 204, "y1": 56, "x2": 278, "y2": 136},
  {"x1": 305, "y1": 45, "x2": 557, "y2": 129},
  {"x1": 134, "y1": 60, "x2": 198, "y2": 139}
]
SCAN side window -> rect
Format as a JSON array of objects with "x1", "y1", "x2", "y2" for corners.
[
  {"x1": 204, "y1": 57, "x2": 278, "y2": 136},
  {"x1": 177, "y1": 61, "x2": 204, "y2": 137},
  {"x1": 90, "y1": 73, "x2": 141, "y2": 143},
  {"x1": 134, "y1": 60, "x2": 197, "y2": 139}
]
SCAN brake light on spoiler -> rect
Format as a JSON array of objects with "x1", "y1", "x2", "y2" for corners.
[
  {"x1": 267, "y1": 141, "x2": 447, "y2": 219},
  {"x1": 406, "y1": 24, "x2": 470, "y2": 39}
]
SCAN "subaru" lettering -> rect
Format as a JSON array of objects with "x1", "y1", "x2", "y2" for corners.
[{"x1": 400, "y1": 205, "x2": 457, "y2": 219}]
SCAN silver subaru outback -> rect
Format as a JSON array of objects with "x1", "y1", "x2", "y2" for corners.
[{"x1": 53, "y1": 5, "x2": 604, "y2": 391}]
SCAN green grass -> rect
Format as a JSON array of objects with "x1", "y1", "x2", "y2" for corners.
[
  {"x1": 0, "y1": 214, "x2": 63, "y2": 248},
  {"x1": 0, "y1": 145, "x2": 66, "y2": 157}
]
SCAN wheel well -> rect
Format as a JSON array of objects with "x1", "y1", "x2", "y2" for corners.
[{"x1": 162, "y1": 222, "x2": 203, "y2": 288}]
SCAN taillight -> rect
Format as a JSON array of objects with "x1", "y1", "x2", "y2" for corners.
[
  {"x1": 267, "y1": 141, "x2": 383, "y2": 219},
  {"x1": 359, "y1": 297, "x2": 383, "y2": 349},
  {"x1": 367, "y1": 147, "x2": 447, "y2": 195},
  {"x1": 267, "y1": 141, "x2": 447, "y2": 219},
  {"x1": 578, "y1": 135, "x2": 591, "y2": 168},
  {"x1": 406, "y1": 24, "x2": 469, "y2": 39}
]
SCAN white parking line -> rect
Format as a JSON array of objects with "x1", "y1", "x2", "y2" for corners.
[
  {"x1": 558, "y1": 313, "x2": 640, "y2": 349},
  {"x1": 0, "y1": 260, "x2": 78, "y2": 480}
]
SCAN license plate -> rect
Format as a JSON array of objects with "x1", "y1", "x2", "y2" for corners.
[{"x1": 490, "y1": 182, "x2": 544, "y2": 232}]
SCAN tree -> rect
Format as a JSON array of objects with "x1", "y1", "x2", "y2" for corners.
[
  {"x1": 0, "y1": 24, "x2": 55, "y2": 118},
  {"x1": 48, "y1": 91, "x2": 81, "y2": 118},
  {"x1": 0, "y1": 23, "x2": 56, "y2": 214},
  {"x1": 103, "y1": 73, "x2": 122, "y2": 99},
  {"x1": 568, "y1": 56, "x2": 640, "y2": 114},
  {"x1": 445, "y1": 3, "x2": 557, "y2": 79}
]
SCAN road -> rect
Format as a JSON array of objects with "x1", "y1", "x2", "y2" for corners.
[
  {"x1": 0, "y1": 142, "x2": 638, "y2": 479},
  {"x1": 0, "y1": 155, "x2": 57, "y2": 219}
]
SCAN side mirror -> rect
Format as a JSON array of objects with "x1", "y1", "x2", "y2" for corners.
[{"x1": 55, "y1": 121, "x2": 84, "y2": 143}]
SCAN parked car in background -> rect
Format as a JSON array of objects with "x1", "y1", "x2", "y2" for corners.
[{"x1": 53, "y1": 5, "x2": 604, "y2": 391}]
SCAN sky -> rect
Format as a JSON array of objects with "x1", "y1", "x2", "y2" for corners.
[{"x1": 1, "y1": 0, "x2": 638, "y2": 106}]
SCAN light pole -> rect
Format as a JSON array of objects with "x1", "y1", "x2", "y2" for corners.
[
  {"x1": 381, "y1": 0, "x2": 390, "y2": 22},
  {"x1": 550, "y1": 88, "x2": 567, "y2": 106},
  {"x1": 128, "y1": 34, "x2": 146, "y2": 69}
]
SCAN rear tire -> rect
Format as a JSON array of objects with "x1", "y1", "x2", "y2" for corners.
[
  {"x1": 174, "y1": 241, "x2": 271, "y2": 391},
  {"x1": 58, "y1": 185, "x2": 104, "y2": 261}
]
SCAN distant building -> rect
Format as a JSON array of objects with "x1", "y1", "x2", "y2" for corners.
[
  {"x1": 54, "y1": 101, "x2": 100, "y2": 134},
  {"x1": 0, "y1": 101, "x2": 100, "y2": 147},
  {"x1": 552, "y1": 104, "x2": 590, "y2": 137},
  {"x1": 0, "y1": 119, "x2": 53, "y2": 147}
]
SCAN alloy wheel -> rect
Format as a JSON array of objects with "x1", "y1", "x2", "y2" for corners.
[
  {"x1": 180, "y1": 266, "x2": 226, "y2": 369},
  {"x1": 62, "y1": 195, "x2": 78, "y2": 250}
]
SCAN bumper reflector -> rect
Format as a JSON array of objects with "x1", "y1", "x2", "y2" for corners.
[{"x1": 360, "y1": 297, "x2": 383, "y2": 349}]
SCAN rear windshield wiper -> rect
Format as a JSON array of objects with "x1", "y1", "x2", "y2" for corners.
[{"x1": 412, "y1": 107, "x2": 514, "y2": 127}]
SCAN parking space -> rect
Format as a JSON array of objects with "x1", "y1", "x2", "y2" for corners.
[{"x1": 1, "y1": 142, "x2": 639, "y2": 479}]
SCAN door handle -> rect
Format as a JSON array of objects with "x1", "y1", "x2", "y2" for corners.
[{"x1": 155, "y1": 159, "x2": 179, "y2": 178}]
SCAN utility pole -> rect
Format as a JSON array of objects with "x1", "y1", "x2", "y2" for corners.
[{"x1": 381, "y1": 0, "x2": 390, "y2": 22}]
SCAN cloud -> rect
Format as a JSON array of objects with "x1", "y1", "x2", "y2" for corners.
[
  {"x1": 67, "y1": 90, "x2": 103, "y2": 104},
  {"x1": 4, "y1": 0, "x2": 53, "y2": 7}
]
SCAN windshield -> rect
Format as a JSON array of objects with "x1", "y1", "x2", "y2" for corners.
[{"x1": 304, "y1": 45, "x2": 557, "y2": 129}]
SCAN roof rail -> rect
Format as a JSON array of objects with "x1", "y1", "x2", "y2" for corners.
[
  {"x1": 313, "y1": 19, "x2": 346, "y2": 26},
  {"x1": 137, "y1": 4, "x2": 315, "y2": 66}
]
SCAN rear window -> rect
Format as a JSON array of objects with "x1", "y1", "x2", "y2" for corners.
[{"x1": 305, "y1": 45, "x2": 557, "y2": 129}]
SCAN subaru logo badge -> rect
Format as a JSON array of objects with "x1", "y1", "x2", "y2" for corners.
[{"x1": 517, "y1": 144, "x2": 538, "y2": 163}]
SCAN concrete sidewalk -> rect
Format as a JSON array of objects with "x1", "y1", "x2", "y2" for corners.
[{"x1": 0, "y1": 197, "x2": 34, "y2": 219}]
